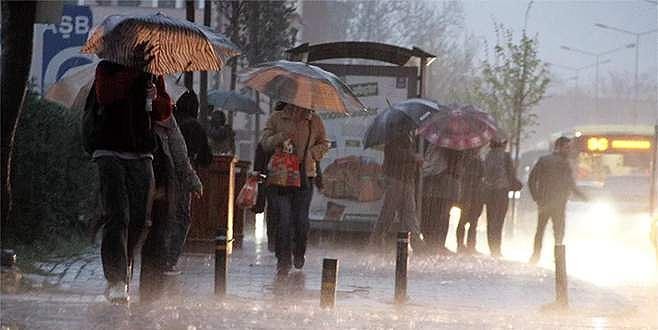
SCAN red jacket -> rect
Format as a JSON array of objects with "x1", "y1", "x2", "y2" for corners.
[{"x1": 93, "y1": 61, "x2": 172, "y2": 153}]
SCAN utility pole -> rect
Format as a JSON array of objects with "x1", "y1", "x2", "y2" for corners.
[
  {"x1": 199, "y1": 0, "x2": 211, "y2": 125},
  {"x1": 185, "y1": 0, "x2": 195, "y2": 91},
  {"x1": 594, "y1": 23, "x2": 657, "y2": 123}
]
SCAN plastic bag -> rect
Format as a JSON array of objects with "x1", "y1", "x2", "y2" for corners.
[{"x1": 237, "y1": 176, "x2": 259, "y2": 209}]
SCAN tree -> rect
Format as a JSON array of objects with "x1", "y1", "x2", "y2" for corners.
[
  {"x1": 241, "y1": 1, "x2": 296, "y2": 65},
  {"x1": 1, "y1": 1, "x2": 38, "y2": 244},
  {"x1": 473, "y1": 22, "x2": 551, "y2": 165}
]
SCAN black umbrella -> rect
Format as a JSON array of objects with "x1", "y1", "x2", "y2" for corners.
[
  {"x1": 207, "y1": 90, "x2": 263, "y2": 114},
  {"x1": 363, "y1": 98, "x2": 443, "y2": 149}
]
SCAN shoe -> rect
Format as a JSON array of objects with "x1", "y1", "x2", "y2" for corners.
[
  {"x1": 293, "y1": 255, "x2": 305, "y2": 269},
  {"x1": 163, "y1": 265, "x2": 182, "y2": 276},
  {"x1": 529, "y1": 254, "x2": 540, "y2": 264},
  {"x1": 105, "y1": 281, "x2": 129, "y2": 304},
  {"x1": 276, "y1": 265, "x2": 290, "y2": 277}
]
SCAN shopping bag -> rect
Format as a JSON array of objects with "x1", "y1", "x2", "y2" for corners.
[
  {"x1": 267, "y1": 151, "x2": 301, "y2": 188},
  {"x1": 237, "y1": 176, "x2": 259, "y2": 209}
]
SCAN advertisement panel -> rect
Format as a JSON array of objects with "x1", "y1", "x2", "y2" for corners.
[{"x1": 308, "y1": 64, "x2": 418, "y2": 231}]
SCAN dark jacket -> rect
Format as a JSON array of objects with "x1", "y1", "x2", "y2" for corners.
[
  {"x1": 528, "y1": 153, "x2": 578, "y2": 207},
  {"x1": 208, "y1": 125, "x2": 236, "y2": 155},
  {"x1": 93, "y1": 60, "x2": 171, "y2": 153},
  {"x1": 383, "y1": 133, "x2": 417, "y2": 183},
  {"x1": 176, "y1": 113, "x2": 212, "y2": 167},
  {"x1": 460, "y1": 155, "x2": 484, "y2": 203}
]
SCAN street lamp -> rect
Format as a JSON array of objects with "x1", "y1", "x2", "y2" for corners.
[
  {"x1": 594, "y1": 23, "x2": 658, "y2": 122},
  {"x1": 548, "y1": 60, "x2": 611, "y2": 90},
  {"x1": 560, "y1": 43, "x2": 636, "y2": 113}
]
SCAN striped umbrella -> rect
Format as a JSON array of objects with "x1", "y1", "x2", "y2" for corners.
[
  {"x1": 417, "y1": 104, "x2": 498, "y2": 150},
  {"x1": 81, "y1": 13, "x2": 240, "y2": 75},
  {"x1": 239, "y1": 60, "x2": 365, "y2": 113}
]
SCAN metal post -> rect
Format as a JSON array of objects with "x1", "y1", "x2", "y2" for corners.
[
  {"x1": 649, "y1": 125, "x2": 657, "y2": 216},
  {"x1": 320, "y1": 258, "x2": 338, "y2": 308},
  {"x1": 184, "y1": 0, "x2": 195, "y2": 91},
  {"x1": 215, "y1": 228, "x2": 228, "y2": 296},
  {"x1": 395, "y1": 232, "x2": 410, "y2": 304},
  {"x1": 595, "y1": 55, "x2": 600, "y2": 113},
  {"x1": 554, "y1": 244, "x2": 568, "y2": 308},
  {"x1": 227, "y1": 1, "x2": 240, "y2": 128},
  {"x1": 416, "y1": 57, "x2": 428, "y2": 221},
  {"x1": 199, "y1": 0, "x2": 211, "y2": 126},
  {"x1": 633, "y1": 34, "x2": 640, "y2": 123}
]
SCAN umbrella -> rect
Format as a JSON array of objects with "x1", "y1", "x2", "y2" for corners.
[
  {"x1": 417, "y1": 104, "x2": 498, "y2": 150},
  {"x1": 363, "y1": 98, "x2": 443, "y2": 149},
  {"x1": 238, "y1": 60, "x2": 365, "y2": 113},
  {"x1": 207, "y1": 90, "x2": 263, "y2": 115},
  {"x1": 81, "y1": 13, "x2": 240, "y2": 75},
  {"x1": 44, "y1": 62, "x2": 187, "y2": 111}
]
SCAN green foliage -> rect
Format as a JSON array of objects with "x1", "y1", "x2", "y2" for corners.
[
  {"x1": 216, "y1": 0, "x2": 297, "y2": 66},
  {"x1": 473, "y1": 23, "x2": 551, "y2": 139},
  {"x1": 7, "y1": 92, "x2": 97, "y2": 251}
]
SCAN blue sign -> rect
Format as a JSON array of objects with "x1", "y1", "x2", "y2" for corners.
[{"x1": 41, "y1": 5, "x2": 93, "y2": 91}]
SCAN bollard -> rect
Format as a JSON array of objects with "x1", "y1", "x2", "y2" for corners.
[
  {"x1": 554, "y1": 244, "x2": 568, "y2": 308},
  {"x1": 395, "y1": 232, "x2": 410, "y2": 304},
  {"x1": 320, "y1": 258, "x2": 339, "y2": 308},
  {"x1": 215, "y1": 228, "x2": 229, "y2": 296}
]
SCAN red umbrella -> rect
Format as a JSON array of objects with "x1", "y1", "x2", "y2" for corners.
[{"x1": 417, "y1": 104, "x2": 498, "y2": 150}]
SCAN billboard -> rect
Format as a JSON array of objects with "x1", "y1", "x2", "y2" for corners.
[{"x1": 308, "y1": 64, "x2": 418, "y2": 228}]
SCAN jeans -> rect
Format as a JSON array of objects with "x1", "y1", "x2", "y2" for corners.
[
  {"x1": 456, "y1": 200, "x2": 483, "y2": 250},
  {"x1": 269, "y1": 184, "x2": 313, "y2": 270},
  {"x1": 97, "y1": 156, "x2": 154, "y2": 285},
  {"x1": 532, "y1": 203, "x2": 566, "y2": 258},
  {"x1": 486, "y1": 189, "x2": 509, "y2": 256},
  {"x1": 370, "y1": 179, "x2": 421, "y2": 243},
  {"x1": 421, "y1": 195, "x2": 453, "y2": 250},
  {"x1": 165, "y1": 192, "x2": 191, "y2": 267}
]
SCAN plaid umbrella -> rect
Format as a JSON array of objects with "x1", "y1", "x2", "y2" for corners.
[
  {"x1": 417, "y1": 104, "x2": 498, "y2": 150},
  {"x1": 238, "y1": 60, "x2": 365, "y2": 113},
  {"x1": 208, "y1": 90, "x2": 263, "y2": 115},
  {"x1": 363, "y1": 98, "x2": 443, "y2": 149},
  {"x1": 81, "y1": 13, "x2": 240, "y2": 75},
  {"x1": 44, "y1": 62, "x2": 187, "y2": 111}
]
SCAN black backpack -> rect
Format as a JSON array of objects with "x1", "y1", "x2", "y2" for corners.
[{"x1": 81, "y1": 82, "x2": 102, "y2": 155}]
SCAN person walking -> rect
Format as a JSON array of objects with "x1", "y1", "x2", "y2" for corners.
[
  {"x1": 174, "y1": 90, "x2": 212, "y2": 168},
  {"x1": 455, "y1": 149, "x2": 484, "y2": 254},
  {"x1": 528, "y1": 137, "x2": 586, "y2": 263},
  {"x1": 369, "y1": 129, "x2": 424, "y2": 249},
  {"x1": 91, "y1": 59, "x2": 171, "y2": 303},
  {"x1": 260, "y1": 102, "x2": 329, "y2": 276},
  {"x1": 421, "y1": 146, "x2": 463, "y2": 255},
  {"x1": 483, "y1": 137, "x2": 519, "y2": 258}
]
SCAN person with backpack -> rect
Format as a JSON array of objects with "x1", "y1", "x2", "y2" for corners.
[
  {"x1": 86, "y1": 58, "x2": 172, "y2": 303},
  {"x1": 483, "y1": 137, "x2": 520, "y2": 257}
]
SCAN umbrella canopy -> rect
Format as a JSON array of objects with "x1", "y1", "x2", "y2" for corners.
[
  {"x1": 363, "y1": 98, "x2": 443, "y2": 149},
  {"x1": 207, "y1": 90, "x2": 263, "y2": 115},
  {"x1": 238, "y1": 60, "x2": 365, "y2": 113},
  {"x1": 81, "y1": 13, "x2": 240, "y2": 75},
  {"x1": 44, "y1": 62, "x2": 187, "y2": 111},
  {"x1": 417, "y1": 104, "x2": 498, "y2": 150}
]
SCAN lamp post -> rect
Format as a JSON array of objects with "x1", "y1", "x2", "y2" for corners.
[
  {"x1": 560, "y1": 43, "x2": 636, "y2": 113},
  {"x1": 594, "y1": 23, "x2": 658, "y2": 123}
]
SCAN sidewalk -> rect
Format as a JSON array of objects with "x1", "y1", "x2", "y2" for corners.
[{"x1": 2, "y1": 235, "x2": 657, "y2": 329}]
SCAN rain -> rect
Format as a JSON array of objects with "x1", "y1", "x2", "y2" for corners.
[{"x1": 1, "y1": 1, "x2": 657, "y2": 329}]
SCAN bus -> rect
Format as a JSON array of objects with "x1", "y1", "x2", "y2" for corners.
[{"x1": 564, "y1": 125, "x2": 655, "y2": 213}]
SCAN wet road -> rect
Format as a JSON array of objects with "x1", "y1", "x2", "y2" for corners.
[{"x1": 2, "y1": 209, "x2": 657, "y2": 329}]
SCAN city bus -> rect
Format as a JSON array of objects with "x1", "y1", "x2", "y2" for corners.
[{"x1": 565, "y1": 125, "x2": 655, "y2": 213}]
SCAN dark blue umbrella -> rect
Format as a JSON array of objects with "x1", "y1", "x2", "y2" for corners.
[
  {"x1": 363, "y1": 98, "x2": 443, "y2": 149},
  {"x1": 207, "y1": 90, "x2": 263, "y2": 114}
]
